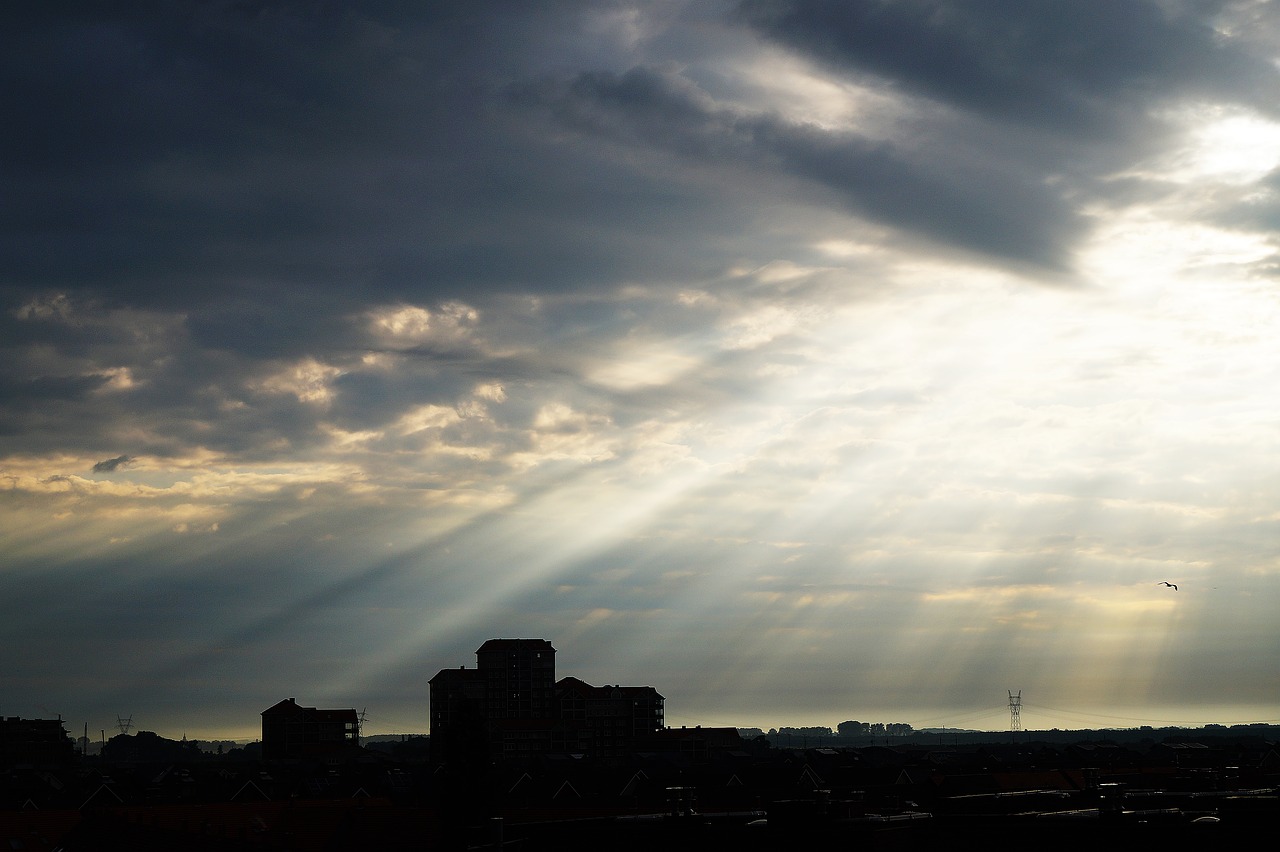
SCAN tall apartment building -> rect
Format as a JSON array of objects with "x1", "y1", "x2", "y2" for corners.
[
  {"x1": 475, "y1": 638, "x2": 557, "y2": 721},
  {"x1": 429, "y1": 638, "x2": 664, "y2": 763}
]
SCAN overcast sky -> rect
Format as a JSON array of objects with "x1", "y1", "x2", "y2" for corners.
[{"x1": 5, "y1": 1, "x2": 1280, "y2": 739}]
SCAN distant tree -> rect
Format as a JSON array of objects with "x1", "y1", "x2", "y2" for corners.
[
  {"x1": 777, "y1": 727, "x2": 834, "y2": 739},
  {"x1": 768, "y1": 727, "x2": 836, "y2": 747},
  {"x1": 101, "y1": 730, "x2": 200, "y2": 764},
  {"x1": 837, "y1": 721, "x2": 867, "y2": 737},
  {"x1": 869, "y1": 723, "x2": 886, "y2": 737}
]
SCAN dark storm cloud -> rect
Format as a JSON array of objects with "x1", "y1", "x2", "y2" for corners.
[
  {"x1": 737, "y1": 0, "x2": 1278, "y2": 134},
  {"x1": 91, "y1": 455, "x2": 134, "y2": 473},
  {"x1": 5, "y1": 0, "x2": 1273, "y2": 315},
  {"x1": 527, "y1": 65, "x2": 1081, "y2": 267},
  {"x1": 0, "y1": 2, "x2": 748, "y2": 311},
  {"x1": 762, "y1": 118, "x2": 1086, "y2": 265},
  {"x1": 0, "y1": 372, "x2": 110, "y2": 403},
  {"x1": 0, "y1": 4, "x2": 626, "y2": 456},
  {"x1": 4, "y1": 0, "x2": 1273, "y2": 466},
  {"x1": 2, "y1": 0, "x2": 1120, "y2": 335},
  {"x1": 1, "y1": 4, "x2": 439, "y2": 295}
]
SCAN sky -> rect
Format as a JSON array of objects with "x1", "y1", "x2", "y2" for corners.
[{"x1": 4, "y1": 1, "x2": 1280, "y2": 741}]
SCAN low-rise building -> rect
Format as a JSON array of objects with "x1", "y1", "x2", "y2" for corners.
[
  {"x1": 260, "y1": 699, "x2": 359, "y2": 760},
  {"x1": 0, "y1": 716, "x2": 75, "y2": 767},
  {"x1": 555, "y1": 676, "x2": 664, "y2": 758}
]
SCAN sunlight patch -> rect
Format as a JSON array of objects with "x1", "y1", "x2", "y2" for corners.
[
  {"x1": 367, "y1": 301, "x2": 480, "y2": 348},
  {"x1": 473, "y1": 382, "x2": 506, "y2": 402},
  {"x1": 320, "y1": 424, "x2": 383, "y2": 447},
  {"x1": 722, "y1": 304, "x2": 801, "y2": 349},
  {"x1": 812, "y1": 238, "x2": 882, "y2": 258},
  {"x1": 395, "y1": 404, "x2": 464, "y2": 435},
  {"x1": 13, "y1": 292, "x2": 75, "y2": 323},
  {"x1": 512, "y1": 403, "x2": 617, "y2": 467},
  {"x1": 588, "y1": 341, "x2": 698, "y2": 389},
  {"x1": 722, "y1": 46, "x2": 906, "y2": 135},
  {"x1": 1082, "y1": 210, "x2": 1273, "y2": 281},
  {"x1": 1169, "y1": 106, "x2": 1280, "y2": 184},
  {"x1": 95, "y1": 366, "x2": 138, "y2": 393},
  {"x1": 254, "y1": 358, "x2": 343, "y2": 404}
]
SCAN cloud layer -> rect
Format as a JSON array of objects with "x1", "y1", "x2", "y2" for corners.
[{"x1": 4, "y1": 1, "x2": 1280, "y2": 736}]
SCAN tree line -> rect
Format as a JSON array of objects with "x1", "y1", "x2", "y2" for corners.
[
  {"x1": 737, "y1": 721, "x2": 916, "y2": 745},
  {"x1": 837, "y1": 720, "x2": 915, "y2": 737}
]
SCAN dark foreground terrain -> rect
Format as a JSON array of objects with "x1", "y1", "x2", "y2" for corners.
[{"x1": 3, "y1": 728, "x2": 1277, "y2": 849}]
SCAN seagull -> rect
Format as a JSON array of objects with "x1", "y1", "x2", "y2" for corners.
[{"x1": 1158, "y1": 581, "x2": 1178, "y2": 591}]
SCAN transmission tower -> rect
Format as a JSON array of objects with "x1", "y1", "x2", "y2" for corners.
[
  {"x1": 357, "y1": 708, "x2": 368, "y2": 737},
  {"x1": 1007, "y1": 691, "x2": 1022, "y2": 733},
  {"x1": 116, "y1": 715, "x2": 133, "y2": 736}
]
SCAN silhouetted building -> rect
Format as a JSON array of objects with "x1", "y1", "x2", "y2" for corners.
[
  {"x1": 430, "y1": 639, "x2": 557, "y2": 763},
  {"x1": 475, "y1": 638, "x2": 557, "y2": 721},
  {"x1": 555, "y1": 676, "x2": 664, "y2": 758},
  {"x1": 651, "y1": 725, "x2": 743, "y2": 763},
  {"x1": 430, "y1": 639, "x2": 664, "y2": 763},
  {"x1": 260, "y1": 698, "x2": 359, "y2": 760},
  {"x1": 0, "y1": 716, "x2": 75, "y2": 767}
]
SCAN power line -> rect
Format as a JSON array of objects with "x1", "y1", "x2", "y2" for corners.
[
  {"x1": 1019, "y1": 702, "x2": 1280, "y2": 728},
  {"x1": 909, "y1": 706, "x2": 1008, "y2": 729}
]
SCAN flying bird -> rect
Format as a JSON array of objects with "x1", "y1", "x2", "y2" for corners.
[{"x1": 1158, "y1": 581, "x2": 1178, "y2": 590}]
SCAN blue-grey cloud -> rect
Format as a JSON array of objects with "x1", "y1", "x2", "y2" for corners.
[
  {"x1": 524, "y1": 63, "x2": 1083, "y2": 267},
  {"x1": 738, "y1": 0, "x2": 1277, "y2": 133}
]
